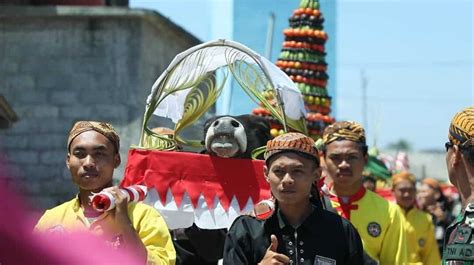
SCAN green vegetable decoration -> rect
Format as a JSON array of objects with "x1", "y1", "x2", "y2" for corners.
[{"x1": 252, "y1": 0, "x2": 334, "y2": 139}]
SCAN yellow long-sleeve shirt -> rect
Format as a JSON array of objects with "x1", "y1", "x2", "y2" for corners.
[
  {"x1": 401, "y1": 206, "x2": 441, "y2": 265},
  {"x1": 330, "y1": 187, "x2": 408, "y2": 265},
  {"x1": 35, "y1": 197, "x2": 176, "y2": 265}
]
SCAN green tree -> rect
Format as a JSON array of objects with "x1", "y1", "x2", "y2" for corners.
[{"x1": 387, "y1": 139, "x2": 412, "y2": 151}]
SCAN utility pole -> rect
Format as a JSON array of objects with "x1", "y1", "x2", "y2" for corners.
[
  {"x1": 361, "y1": 70, "x2": 368, "y2": 131},
  {"x1": 265, "y1": 12, "x2": 276, "y2": 60}
]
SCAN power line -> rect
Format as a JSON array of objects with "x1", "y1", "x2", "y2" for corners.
[
  {"x1": 338, "y1": 95, "x2": 473, "y2": 103},
  {"x1": 337, "y1": 60, "x2": 472, "y2": 69}
]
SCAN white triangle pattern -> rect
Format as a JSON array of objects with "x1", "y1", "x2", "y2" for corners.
[{"x1": 143, "y1": 189, "x2": 255, "y2": 229}]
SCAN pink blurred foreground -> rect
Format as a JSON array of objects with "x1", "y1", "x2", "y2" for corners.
[{"x1": 0, "y1": 160, "x2": 141, "y2": 264}]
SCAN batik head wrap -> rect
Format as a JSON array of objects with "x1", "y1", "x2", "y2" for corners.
[
  {"x1": 449, "y1": 106, "x2": 474, "y2": 147},
  {"x1": 322, "y1": 121, "x2": 366, "y2": 147},
  {"x1": 264, "y1": 132, "x2": 319, "y2": 163},
  {"x1": 67, "y1": 121, "x2": 120, "y2": 153}
]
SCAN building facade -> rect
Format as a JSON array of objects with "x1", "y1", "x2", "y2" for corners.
[{"x1": 0, "y1": 6, "x2": 200, "y2": 209}]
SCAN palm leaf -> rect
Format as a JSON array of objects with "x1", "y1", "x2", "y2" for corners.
[{"x1": 139, "y1": 40, "x2": 308, "y2": 150}]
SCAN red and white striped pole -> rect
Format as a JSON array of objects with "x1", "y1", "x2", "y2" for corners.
[{"x1": 91, "y1": 185, "x2": 148, "y2": 212}]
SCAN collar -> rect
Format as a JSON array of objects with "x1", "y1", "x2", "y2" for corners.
[
  {"x1": 276, "y1": 204, "x2": 317, "y2": 230},
  {"x1": 72, "y1": 194, "x2": 81, "y2": 212},
  {"x1": 71, "y1": 194, "x2": 108, "y2": 226},
  {"x1": 329, "y1": 186, "x2": 366, "y2": 220}
]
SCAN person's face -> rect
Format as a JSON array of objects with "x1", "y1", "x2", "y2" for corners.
[
  {"x1": 264, "y1": 152, "x2": 319, "y2": 206},
  {"x1": 67, "y1": 130, "x2": 120, "y2": 192},
  {"x1": 445, "y1": 143, "x2": 467, "y2": 186},
  {"x1": 363, "y1": 179, "x2": 376, "y2": 192},
  {"x1": 417, "y1": 183, "x2": 438, "y2": 208},
  {"x1": 393, "y1": 180, "x2": 416, "y2": 210},
  {"x1": 324, "y1": 140, "x2": 368, "y2": 190}
]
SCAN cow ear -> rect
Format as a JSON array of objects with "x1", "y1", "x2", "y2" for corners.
[
  {"x1": 255, "y1": 116, "x2": 271, "y2": 131},
  {"x1": 237, "y1": 114, "x2": 272, "y2": 145},
  {"x1": 249, "y1": 115, "x2": 271, "y2": 135},
  {"x1": 237, "y1": 115, "x2": 269, "y2": 130}
]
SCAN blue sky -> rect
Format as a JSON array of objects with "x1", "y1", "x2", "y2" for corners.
[{"x1": 131, "y1": 0, "x2": 473, "y2": 151}]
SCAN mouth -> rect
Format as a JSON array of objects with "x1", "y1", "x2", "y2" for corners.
[
  {"x1": 211, "y1": 142, "x2": 234, "y2": 149},
  {"x1": 210, "y1": 136, "x2": 239, "y2": 157},
  {"x1": 280, "y1": 189, "x2": 296, "y2": 194},
  {"x1": 337, "y1": 171, "x2": 352, "y2": 177},
  {"x1": 81, "y1": 171, "x2": 99, "y2": 178}
]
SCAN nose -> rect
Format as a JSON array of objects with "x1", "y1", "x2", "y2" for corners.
[
  {"x1": 83, "y1": 155, "x2": 95, "y2": 168},
  {"x1": 281, "y1": 173, "x2": 294, "y2": 186},
  {"x1": 212, "y1": 117, "x2": 241, "y2": 134},
  {"x1": 339, "y1": 159, "x2": 350, "y2": 168}
]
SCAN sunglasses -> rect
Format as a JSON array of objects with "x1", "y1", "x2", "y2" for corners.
[{"x1": 445, "y1": 142, "x2": 454, "y2": 152}]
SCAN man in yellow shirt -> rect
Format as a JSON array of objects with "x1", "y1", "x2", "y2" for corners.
[
  {"x1": 392, "y1": 172, "x2": 440, "y2": 264},
  {"x1": 35, "y1": 121, "x2": 176, "y2": 265},
  {"x1": 321, "y1": 121, "x2": 408, "y2": 264}
]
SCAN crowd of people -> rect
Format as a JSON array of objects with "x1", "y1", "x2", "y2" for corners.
[{"x1": 5, "y1": 106, "x2": 472, "y2": 264}]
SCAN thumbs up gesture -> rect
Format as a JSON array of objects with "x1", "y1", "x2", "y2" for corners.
[{"x1": 259, "y1": 235, "x2": 291, "y2": 265}]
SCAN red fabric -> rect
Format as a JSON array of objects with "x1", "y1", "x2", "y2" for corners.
[
  {"x1": 120, "y1": 150, "x2": 271, "y2": 211},
  {"x1": 330, "y1": 186, "x2": 366, "y2": 220},
  {"x1": 376, "y1": 188, "x2": 395, "y2": 202}
]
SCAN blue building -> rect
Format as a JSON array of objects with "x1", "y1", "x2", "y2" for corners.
[{"x1": 131, "y1": 0, "x2": 336, "y2": 116}]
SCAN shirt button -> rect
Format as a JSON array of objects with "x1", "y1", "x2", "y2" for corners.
[
  {"x1": 289, "y1": 250, "x2": 294, "y2": 255},
  {"x1": 290, "y1": 260, "x2": 293, "y2": 264},
  {"x1": 299, "y1": 241, "x2": 304, "y2": 246},
  {"x1": 289, "y1": 241, "x2": 293, "y2": 246},
  {"x1": 300, "y1": 258, "x2": 305, "y2": 262},
  {"x1": 300, "y1": 249, "x2": 304, "y2": 254}
]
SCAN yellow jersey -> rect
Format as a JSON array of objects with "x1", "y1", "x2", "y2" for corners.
[
  {"x1": 35, "y1": 197, "x2": 176, "y2": 265},
  {"x1": 402, "y1": 206, "x2": 441, "y2": 265},
  {"x1": 330, "y1": 187, "x2": 408, "y2": 265}
]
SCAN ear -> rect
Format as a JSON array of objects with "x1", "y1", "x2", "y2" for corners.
[
  {"x1": 452, "y1": 145, "x2": 463, "y2": 166},
  {"x1": 114, "y1": 153, "x2": 121, "y2": 168},
  {"x1": 263, "y1": 165, "x2": 270, "y2": 183},
  {"x1": 364, "y1": 154, "x2": 369, "y2": 165},
  {"x1": 66, "y1": 153, "x2": 71, "y2": 169}
]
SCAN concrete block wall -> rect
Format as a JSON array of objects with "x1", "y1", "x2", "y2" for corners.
[{"x1": 0, "y1": 6, "x2": 200, "y2": 210}]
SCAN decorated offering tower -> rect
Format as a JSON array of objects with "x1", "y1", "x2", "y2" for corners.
[{"x1": 252, "y1": 0, "x2": 334, "y2": 139}]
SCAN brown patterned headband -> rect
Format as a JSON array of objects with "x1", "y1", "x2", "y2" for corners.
[{"x1": 67, "y1": 121, "x2": 120, "y2": 153}]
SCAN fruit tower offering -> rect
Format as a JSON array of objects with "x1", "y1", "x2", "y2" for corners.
[{"x1": 252, "y1": 0, "x2": 334, "y2": 139}]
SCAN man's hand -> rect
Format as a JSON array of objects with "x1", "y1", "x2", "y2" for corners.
[
  {"x1": 101, "y1": 186, "x2": 132, "y2": 227},
  {"x1": 100, "y1": 186, "x2": 147, "y2": 262},
  {"x1": 259, "y1": 235, "x2": 290, "y2": 265}
]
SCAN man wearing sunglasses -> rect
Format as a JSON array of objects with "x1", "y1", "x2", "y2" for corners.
[{"x1": 442, "y1": 106, "x2": 474, "y2": 264}]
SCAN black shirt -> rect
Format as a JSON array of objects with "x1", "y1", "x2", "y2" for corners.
[{"x1": 224, "y1": 205, "x2": 364, "y2": 265}]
